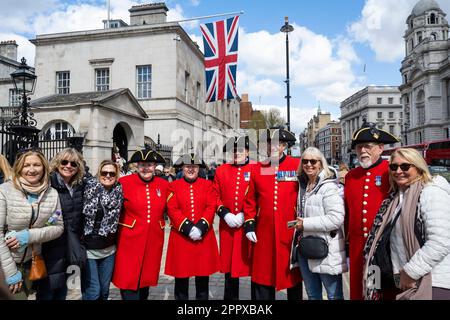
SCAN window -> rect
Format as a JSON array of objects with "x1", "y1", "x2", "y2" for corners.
[
  {"x1": 136, "y1": 65, "x2": 152, "y2": 99},
  {"x1": 377, "y1": 112, "x2": 383, "y2": 119},
  {"x1": 400, "y1": 112, "x2": 403, "y2": 119},
  {"x1": 44, "y1": 122, "x2": 74, "y2": 140},
  {"x1": 389, "y1": 125, "x2": 395, "y2": 134},
  {"x1": 389, "y1": 112, "x2": 394, "y2": 119},
  {"x1": 184, "y1": 71, "x2": 190, "y2": 102},
  {"x1": 417, "y1": 31, "x2": 423, "y2": 43},
  {"x1": 378, "y1": 124, "x2": 384, "y2": 129},
  {"x1": 56, "y1": 71, "x2": 70, "y2": 94},
  {"x1": 196, "y1": 82, "x2": 201, "y2": 108},
  {"x1": 429, "y1": 13, "x2": 436, "y2": 24},
  {"x1": 388, "y1": 97, "x2": 394, "y2": 104},
  {"x1": 95, "y1": 68, "x2": 110, "y2": 91},
  {"x1": 377, "y1": 97, "x2": 382, "y2": 104},
  {"x1": 431, "y1": 33, "x2": 438, "y2": 41},
  {"x1": 9, "y1": 89, "x2": 20, "y2": 106}
]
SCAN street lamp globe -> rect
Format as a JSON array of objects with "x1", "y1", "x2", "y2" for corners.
[{"x1": 10, "y1": 57, "x2": 37, "y2": 94}]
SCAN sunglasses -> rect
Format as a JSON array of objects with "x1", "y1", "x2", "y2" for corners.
[
  {"x1": 61, "y1": 160, "x2": 78, "y2": 168},
  {"x1": 302, "y1": 159, "x2": 319, "y2": 165},
  {"x1": 100, "y1": 171, "x2": 117, "y2": 177},
  {"x1": 389, "y1": 163, "x2": 414, "y2": 172}
]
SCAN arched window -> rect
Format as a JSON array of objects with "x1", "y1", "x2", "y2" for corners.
[
  {"x1": 429, "y1": 13, "x2": 436, "y2": 24},
  {"x1": 431, "y1": 32, "x2": 438, "y2": 41},
  {"x1": 42, "y1": 121, "x2": 75, "y2": 140}
]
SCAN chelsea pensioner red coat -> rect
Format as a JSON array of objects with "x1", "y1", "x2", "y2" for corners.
[
  {"x1": 165, "y1": 177, "x2": 221, "y2": 278},
  {"x1": 213, "y1": 162, "x2": 257, "y2": 277},
  {"x1": 112, "y1": 174, "x2": 169, "y2": 290},
  {"x1": 344, "y1": 159, "x2": 390, "y2": 300},
  {"x1": 243, "y1": 156, "x2": 301, "y2": 290}
]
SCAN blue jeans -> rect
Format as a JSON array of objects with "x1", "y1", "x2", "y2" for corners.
[
  {"x1": 81, "y1": 254, "x2": 115, "y2": 300},
  {"x1": 298, "y1": 255, "x2": 344, "y2": 300}
]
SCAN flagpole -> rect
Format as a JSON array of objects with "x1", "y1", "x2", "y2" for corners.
[{"x1": 170, "y1": 11, "x2": 244, "y2": 24}]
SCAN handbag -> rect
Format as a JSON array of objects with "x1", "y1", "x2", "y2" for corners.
[
  {"x1": 28, "y1": 247, "x2": 48, "y2": 281},
  {"x1": 298, "y1": 235, "x2": 329, "y2": 260}
]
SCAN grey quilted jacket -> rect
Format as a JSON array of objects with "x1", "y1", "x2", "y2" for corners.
[{"x1": 0, "y1": 181, "x2": 63, "y2": 281}]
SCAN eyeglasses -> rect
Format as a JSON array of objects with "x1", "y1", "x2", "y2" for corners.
[
  {"x1": 389, "y1": 163, "x2": 414, "y2": 172},
  {"x1": 100, "y1": 171, "x2": 117, "y2": 177},
  {"x1": 60, "y1": 160, "x2": 78, "y2": 168},
  {"x1": 302, "y1": 159, "x2": 319, "y2": 165},
  {"x1": 356, "y1": 143, "x2": 379, "y2": 151}
]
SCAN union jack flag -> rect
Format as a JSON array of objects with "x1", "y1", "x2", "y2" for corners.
[{"x1": 200, "y1": 16, "x2": 239, "y2": 103}]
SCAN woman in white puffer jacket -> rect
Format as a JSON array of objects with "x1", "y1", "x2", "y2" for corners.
[
  {"x1": 363, "y1": 148, "x2": 450, "y2": 300},
  {"x1": 0, "y1": 150, "x2": 63, "y2": 299},
  {"x1": 291, "y1": 147, "x2": 347, "y2": 300}
]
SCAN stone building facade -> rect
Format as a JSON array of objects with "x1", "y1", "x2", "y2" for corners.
[
  {"x1": 399, "y1": 0, "x2": 450, "y2": 145},
  {"x1": 340, "y1": 86, "x2": 402, "y2": 166},
  {"x1": 29, "y1": 3, "x2": 239, "y2": 167}
]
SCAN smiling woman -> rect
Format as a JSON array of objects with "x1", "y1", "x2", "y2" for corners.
[{"x1": 0, "y1": 150, "x2": 63, "y2": 300}]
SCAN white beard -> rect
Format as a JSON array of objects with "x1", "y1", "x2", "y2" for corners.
[{"x1": 359, "y1": 159, "x2": 373, "y2": 169}]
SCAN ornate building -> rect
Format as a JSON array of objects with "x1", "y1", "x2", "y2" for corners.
[{"x1": 399, "y1": 0, "x2": 450, "y2": 144}]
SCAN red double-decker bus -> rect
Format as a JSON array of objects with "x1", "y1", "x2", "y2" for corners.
[{"x1": 382, "y1": 139, "x2": 450, "y2": 166}]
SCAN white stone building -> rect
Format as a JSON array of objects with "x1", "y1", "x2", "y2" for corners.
[
  {"x1": 0, "y1": 41, "x2": 28, "y2": 114},
  {"x1": 399, "y1": 0, "x2": 450, "y2": 145},
  {"x1": 29, "y1": 3, "x2": 239, "y2": 167},
  {"x1": 340, "y1": 86, "x2": 402, "y2": 166}
]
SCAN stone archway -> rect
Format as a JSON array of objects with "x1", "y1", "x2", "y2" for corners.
[{"x1": 113, "y1": 123, "x2": 128, "y2": 161}]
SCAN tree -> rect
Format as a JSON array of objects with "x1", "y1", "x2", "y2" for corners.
[{"x1": 261, "y1": 108, "x2": 286, "y2": 128}]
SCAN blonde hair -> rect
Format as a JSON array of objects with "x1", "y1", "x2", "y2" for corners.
[
  {"x1": 96, "y1": 160, "x2": 120, "y2": 181},
  {"x1": 297, "y1": 147, "x2": 333, "y2": 179},
  {"x1": 12, "y1": 150, "x2": 50, "y2": 190},
  {"x1": 0, "y1": 154, "x2": 12, "y2": 181},
  {"x1": 389, "y1": 148, "x2": 432, "y2": 192},
  {"x1": 50, "y1": 148, "x2": 85, "y2": 186}
]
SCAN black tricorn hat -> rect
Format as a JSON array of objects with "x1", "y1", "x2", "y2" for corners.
[
  {"x1": 223, "y1": 136, "x2": 257, "y2": 153},
  {"x1": 351, "y1": 121, "x2": 400, "y2": 149},
  {"x1": 173, "y1": 153, "x2": 207, "y2": 168},
  {"x1": 128, "y1": 148, "x2": 165, "y2": 164},
  {"x1": 260, "y1": 127, "x2": 297, "y2": 147}
]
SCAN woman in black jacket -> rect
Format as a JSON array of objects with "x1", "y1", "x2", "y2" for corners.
[{"x1": 35, "y1": 148, "x2": 86, "y2": 300}]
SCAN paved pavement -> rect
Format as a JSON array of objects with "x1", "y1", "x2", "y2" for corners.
[{"x1": 29, "y1": 216, "x2": 350, "y2": 300}]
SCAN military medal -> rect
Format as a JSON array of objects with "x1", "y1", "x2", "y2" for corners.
[
  {"x1": 156, "y1": 188, "x2": 161, "y2": 197},
  {"x1": 375, "y1": 176, "x2": 382, "y2": 187},
  {"x1": 244, "y1": 172, "x2": 251, "y2": 182}
]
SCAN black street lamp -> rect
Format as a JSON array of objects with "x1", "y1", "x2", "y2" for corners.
[
  {"x1": 280, "y1": 16, "x2": 294, "y2": 132},
  {"x1": 8, "y1": 57, "x2": 40, "y2": 156},
  {"x1": 10, "y1": 57, "x2": 37, "y2": 127}
]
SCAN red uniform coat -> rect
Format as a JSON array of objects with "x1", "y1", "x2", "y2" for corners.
[
  {"x1": 213, "y1": 162, "x2": 256, "y2": 277},
  {"x1": 243, "y1": 156, "x2": 301, "y2": 291},
  {"x1": 344, "y1": 160, "x2": 390, "y2": 300},
  {"x1": 165, "y1": 178, "x2": 220, "y2": 278},
  {"x1": 112, "y1": 174, "x2": 169, "y2": 290}
]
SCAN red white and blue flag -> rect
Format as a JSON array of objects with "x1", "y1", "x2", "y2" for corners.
[{"x1": 200, "y1": 16, "x2": 239, "y2": 103}]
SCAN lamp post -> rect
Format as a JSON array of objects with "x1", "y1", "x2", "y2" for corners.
[
  {"x1": 9, "y1": 57, "x2": 40, "y2": 159},
  {"x1": 280, "y1": 16, "x2": 294, "y2": 132}
]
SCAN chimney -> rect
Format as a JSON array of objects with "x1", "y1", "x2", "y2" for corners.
[
  {"x1": 0, "y1": 40, "x2": 18, "y2": 61},
  {"x1": 129, "y1": 3, "x2": 169, "y2": 26}
]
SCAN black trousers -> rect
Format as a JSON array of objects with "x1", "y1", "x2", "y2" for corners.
[
  {"x1": 224, "y1": 273, "x2": 239, "y2": 300},
  {"x1": 175, "y1": 276, "x2": 209, "y2": 300},
  {"x1": 251, "y1": 281, "x2": 303, "y2": 300},
  {"x1": 120, "y1": 287, "x2": 150, "y2": 300}
]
